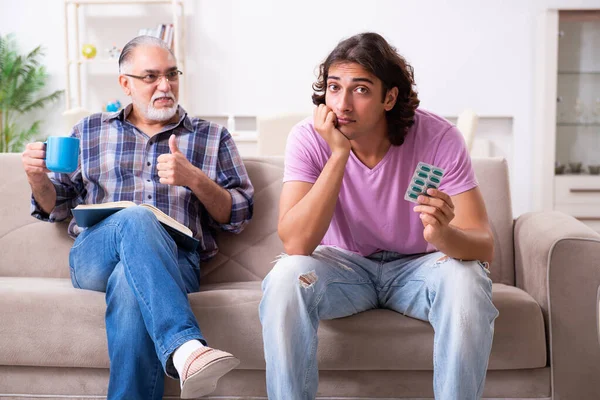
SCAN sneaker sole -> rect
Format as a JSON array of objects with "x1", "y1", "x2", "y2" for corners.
[{"x1": 180, "y1": 356, "x2": 240, "y2": 399}]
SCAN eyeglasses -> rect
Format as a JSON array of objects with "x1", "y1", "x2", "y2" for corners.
[{"x1": 123, "y1": 70, "x2": 183, "y2": 84}]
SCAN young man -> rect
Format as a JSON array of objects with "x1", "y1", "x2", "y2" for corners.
[
  {"x1": 21, "y1": 36, "x2": 254, "y2": 400},
  {"x1": 259, "y1": 32, "x2": 498, "y2": 400}
]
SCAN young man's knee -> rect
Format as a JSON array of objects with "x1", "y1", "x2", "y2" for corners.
[
  {"x1": 436, "y1": 257, "x2": 491, "y2": 287},
  {"x1": 264, "y1": 254, "x2": 321, "y2": 290}
]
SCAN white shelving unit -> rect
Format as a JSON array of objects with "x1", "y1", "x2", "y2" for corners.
[
  {"x1": 534, "y1": 9, "x2": 600, "y2": 231},
  {"x1": 63, "y1": 0, "x2": 186, "y2": 113}
]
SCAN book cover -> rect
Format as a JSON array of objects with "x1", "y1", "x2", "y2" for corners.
[{"x1": 71, "y1": 202, "x2": 199, "y2": 251}]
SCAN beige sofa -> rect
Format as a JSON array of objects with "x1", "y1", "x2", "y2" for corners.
[{"x1": 2, "y1": 153, "x2": 600, "y2": 399}]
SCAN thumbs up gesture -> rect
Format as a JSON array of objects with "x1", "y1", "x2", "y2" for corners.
[{"x1": 156, "y1": 134, "x2": 198, "y2": 186}]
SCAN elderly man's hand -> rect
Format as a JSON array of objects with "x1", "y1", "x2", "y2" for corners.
[
  {"x1": 22, "y1": 142, "x2": 51, "y2": 183},
  {"x1": 156, "y1": 134, "x2": 200, "y2": 187}
]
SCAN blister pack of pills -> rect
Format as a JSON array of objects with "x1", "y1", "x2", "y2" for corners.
[{"x1": 404, "y1": 162, "x2": 445, "y2": 203}]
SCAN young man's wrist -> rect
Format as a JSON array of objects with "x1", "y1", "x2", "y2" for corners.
[{"x1": 330, "y1": 148, "x2": 351, "y2": 161}]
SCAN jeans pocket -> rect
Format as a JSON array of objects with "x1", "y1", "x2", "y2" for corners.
[{"x1": 477, "y1": 260, "x2": 491, "y2": 275}]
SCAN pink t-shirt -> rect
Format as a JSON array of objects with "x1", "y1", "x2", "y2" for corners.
[{"x1": 283, "y1": 108, "x2": 478, "y2": 256}]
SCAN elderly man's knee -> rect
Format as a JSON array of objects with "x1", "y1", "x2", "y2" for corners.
[{"x1": 116, "y1": 206, "x2": 156, "y2": 225}]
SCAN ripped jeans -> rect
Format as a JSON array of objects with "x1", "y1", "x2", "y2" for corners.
[{"x1": 258, "y1": 246, "x2": 498, "y2": 400}]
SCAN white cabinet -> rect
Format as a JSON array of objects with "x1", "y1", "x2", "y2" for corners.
[
  {"x1": 554, "y1": 175, "x2": 600, "y2": 216},
  {"x1": 62, "y1": 0, "x2": 186, "y2": 114},
  {"x1": 534, "y1": 9, "x2": 600, "y2": 230}
]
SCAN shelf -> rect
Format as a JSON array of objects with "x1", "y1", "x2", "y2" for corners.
[
  {"x1": 555, "y1": 174, "x2": 600, "y2": 177},
  {"x1": 558, "y1": 71, "x2": 600, "y2": 75},
  {"x1": 557, "y1": 122, "x2": 600, "y2": 127},
  {"x1": 64, "y1": 0, "x2": 186, "y2": 110},
  {"x1": 69, "y1": 58, "x2": 119, "y2": 65},
  {"x1": 66, "y1": 0, "x2": 181, "y2": 4}
]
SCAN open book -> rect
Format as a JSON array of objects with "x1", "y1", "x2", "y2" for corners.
[{"x1": 71, "y1": 201, "x2": 199, "y2": 251}]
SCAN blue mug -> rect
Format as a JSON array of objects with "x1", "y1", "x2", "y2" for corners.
[{"x1": 45, "y1": 136, "x2": 80, "y2": 173}]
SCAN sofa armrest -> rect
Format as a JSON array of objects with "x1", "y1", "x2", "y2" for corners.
[
  {"x1": 514, "y1": 211, "x2": 598, "y2": 319},
  {"x1": 515, "y1": 210, "x2": 600, "y2": 398}
]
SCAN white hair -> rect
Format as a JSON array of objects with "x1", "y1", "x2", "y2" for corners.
[{"x1": 118, "y1": 35, "x2": 175, "y2": 74}]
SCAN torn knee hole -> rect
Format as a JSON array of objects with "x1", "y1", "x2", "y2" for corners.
[
  {"x1": 299, "y1": 271, "x2": 318, "y2": 288},
  {"x1": 436, "y1": 255, "x2": 450, "y2": 263}
]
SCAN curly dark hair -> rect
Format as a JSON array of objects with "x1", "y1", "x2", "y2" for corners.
[{"x1": 312, "y1": 32, "x2": 420, "y2": 146}]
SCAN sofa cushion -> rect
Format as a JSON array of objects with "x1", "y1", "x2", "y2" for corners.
[{"x1": 0, "y1": 278, "x2": 545, "y2": 371}]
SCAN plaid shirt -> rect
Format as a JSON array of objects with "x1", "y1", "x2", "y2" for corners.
[{"x1": 31, "y1": 105, "x2": 254, "y2": 261}]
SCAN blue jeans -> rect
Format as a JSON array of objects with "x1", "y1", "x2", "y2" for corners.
[
  {"x1": 259, "y1": 246, "x2": 498, "y2": 400},
  {"x1": 69, "y1": 207, "x2": 205, "y2": 400}
]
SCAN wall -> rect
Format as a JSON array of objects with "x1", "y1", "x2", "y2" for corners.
[{"x1": 1, "y1": 0, "x2": 599, "y2": 216}]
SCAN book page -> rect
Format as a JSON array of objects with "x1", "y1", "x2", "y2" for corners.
[
  {"x1": 73, "y1": 201, "x2": 136, "y2": 210},
  {"x1": 73, "y1": 201, "x2": 193, "y2": 238},
  {"x1": 138, "y1": 204, "x2": 193, "y2": 237}
]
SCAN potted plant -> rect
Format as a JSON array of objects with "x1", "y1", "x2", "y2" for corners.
[{"x1": 0, "y1": 34, "x2": 63, "y2": 153}]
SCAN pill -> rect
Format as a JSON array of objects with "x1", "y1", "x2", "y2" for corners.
[
  {"x1": 433, "y1": 170, "x2": 443, "y2": 177},
  {"x1": 417, "y1": 172, "x2": 428, "y2": 179},
  {"x1": 414, "y1": 179, "x2": 425, "y2": 186},
  {"x1": 420, "y1": 165, "x2": 431, "y2": 172},
  {"x1": 430, "y1": 176, "x2": 440, "y2": 184}
]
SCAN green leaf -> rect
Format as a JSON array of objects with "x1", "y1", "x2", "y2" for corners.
[
  {"x1": 0, "y1": 33, "x2": 62, "y2": 153},
  {"x1": 8, "y1": 120, "x2": 41, "y2": 153}
]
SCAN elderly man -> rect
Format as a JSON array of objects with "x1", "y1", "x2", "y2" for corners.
[{"x1": 21, "y1": 36, "x2": 254, "y2": 399}]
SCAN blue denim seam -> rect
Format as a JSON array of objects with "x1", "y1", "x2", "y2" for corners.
[
  {"x1": 70, "y1": 222, "x2": 120, "y2": 250},
  {"x1": 150, "y1": 351, "x2": 160, "y2": 399},
  {"x1": 303, "y1": 275, "x2": 373, "y2": 392},
  {"x1": 422, "y1": 258, "x2": 439, "y2": 314},
  {"x1": 162, "y1": 329, "x2": 207, "y2": 378},
  {"x1": 70, "y1": 222, "x2": 120, "y2": 291},
  {"x1": 376, "y1": 261, "x2": 384, "y2": 288},
  {"x1": 389, "y1": 278, "x2": 428, "y2": 317},
  {"x1": 432, "y1": 321, "x2": 439, "y2": 380},
  {"x1": 306, "y1": 279, "x2": 372, "y2": 315},
  {"x1": 114, "y1": 218, "x2": 182, "y2": 357},
  {"x1": 116, "y1": 228, "x2": 158, "y2": 347},
  {"x1": 475, "y1": 334, "x2": 491, "y2": 395},
  {"x1": 69, "y1": 265, "x2": 82, "y2": 289},
  {"x1": 428, "y1": 256, "x2": 447, "y2": 388},
  {"x1": 303, "y1": 331, "x2": 319, "y2": 399}
]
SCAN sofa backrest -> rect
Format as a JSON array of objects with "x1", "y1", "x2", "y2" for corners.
[
  {"x1": 200, "y1": 157, "x2": 515, "y2": 285},
  {"x1": 201, "y1": 157, "x2": 285, "y2": 283},
  {"x1": 471, "y1": 158, "x2": 515, "y2": 285},
  {"x1": 0, "y1": 154, "x2": 514, "y2": 285},
  {"x1": 0, "y1": 153, "x2": 72, "y2": 279}
]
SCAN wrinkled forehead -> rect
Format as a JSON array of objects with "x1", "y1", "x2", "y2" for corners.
[{"x1": 129, "y1": 45, "x2": 177, "y2": 71}]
